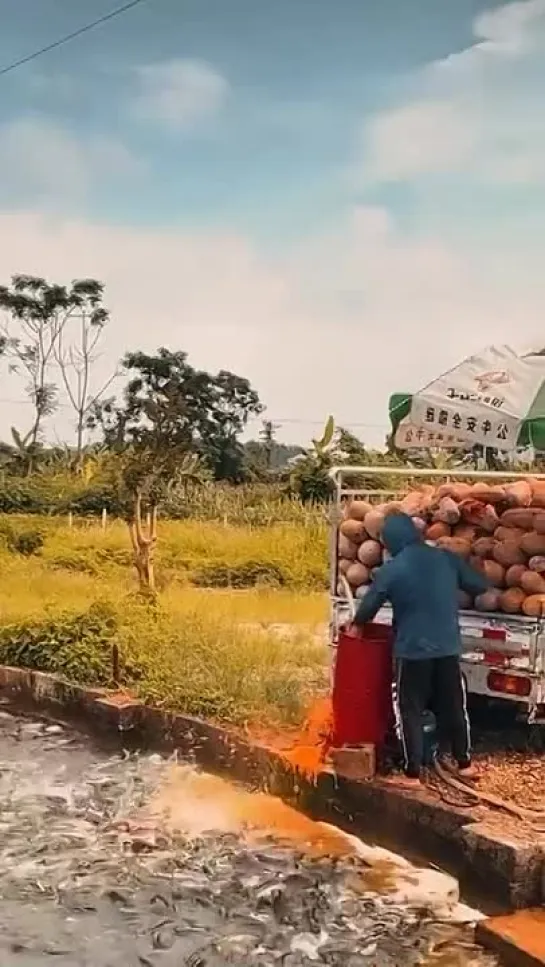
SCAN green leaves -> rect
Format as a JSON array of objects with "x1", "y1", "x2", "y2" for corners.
[
  {"x1": 290, "y1": 417, "x2": 338, "y2": 504},
  {"x1": 0, "y1": 604, "x2": 117, "y2": 686},
  {"x1": 0, "y1": 273, "x2": 109, "y2": 456},
  {"x1": 312, "y1": 414, "x2": 335, "y2": 453},
  {"x1": 90, "y1": 348, "x2": 263, "y2": 484}
]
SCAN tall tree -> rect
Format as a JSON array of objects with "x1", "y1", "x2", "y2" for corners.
[
  {"x1": 0, "y1": 275, "x2": 109, "y2": 459},
  {"x1": 260, "y1": 419, "x2": 279, "y2": 470},
  {"x1": 53, "y1": 278, "x2": 115, "y2": 458},
  {"x1": 244, "y1": 420, "x2": 304, "y2": 479},
  {"x1": 90, "y1": 348, "x2": 263, "y2": 481}
]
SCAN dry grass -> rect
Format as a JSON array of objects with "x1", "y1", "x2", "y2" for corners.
[
  {"x1": 0, "y1": 553, "x2": 104, "y2": 621},
  {"x1": 0, "y1": 552, "x2": 327, "y2": 627},
  {"x1": 36, "y1": 517, "x2": 328, "y2": 590}
]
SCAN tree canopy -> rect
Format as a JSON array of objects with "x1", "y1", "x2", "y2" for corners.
[
  {"x1": 89, "y1": 347, "x2": 264, "y2": 482},
  {"x1": 0, "y1": 274, "x2": 110, "y2": 463}
]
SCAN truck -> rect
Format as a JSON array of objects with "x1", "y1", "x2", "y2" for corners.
[{"x1": 329, "y1": 466, "x2": 545, "y2": 725}]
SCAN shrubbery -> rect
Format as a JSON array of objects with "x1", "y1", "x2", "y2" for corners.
[
  {"x1": 0, "y1": 602, "x2": 117, "y2": 686},
  {"x1": 0, "y1": 496, "x2": 330, "y2": 725},
  {"x1": 47, "y1": 551, "x2": 100, "y2": 575},
  {"x1": 0, "y1": 473, "x2": 328, "y2": 526},
  {"x1": 191, "y1": 560, "x2": 287, "y2": 589},
  {"x1": 0, "y1": 520, "x2": 45, "y2": 556},
  {"x1": 0, "y1": 597, "x2": 327, "y2": 725}
]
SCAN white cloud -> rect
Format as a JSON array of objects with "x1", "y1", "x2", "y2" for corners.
[
  {"x1": 132, "y1": 59, "x2": 229, "y2": 130},
  {"x1": 361, "y1": 0, "x2": 545, "y2": 184},
  {"x1": 0, "y1": 205, "x2": 544, "y2": 449},
  {"x1": 364, "y1": 100, "x2": 476, "y2": 181},
  {"x1": 0, "y1": 117, "x2": 141, "y2": 205},
  {"x1": 473, "y1": 0, "x2": 545, "y2": 54}
]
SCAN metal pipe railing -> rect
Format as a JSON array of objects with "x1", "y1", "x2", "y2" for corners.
[{"x1": 329, "y1": 465, "x2": 545, "y2": 482}]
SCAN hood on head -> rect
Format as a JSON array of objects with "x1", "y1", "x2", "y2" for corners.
[{"x1": 381, "y1": 512, "x2": 421, "y2": 556}]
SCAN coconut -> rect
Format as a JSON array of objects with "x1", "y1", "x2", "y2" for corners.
[{"x1": 339, "y1": 518, "x2": 367, "y2": 543}]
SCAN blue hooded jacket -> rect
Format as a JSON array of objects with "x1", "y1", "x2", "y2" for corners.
[{"x1": 353, "y1": 513, "x2": 490, "y2": 660}]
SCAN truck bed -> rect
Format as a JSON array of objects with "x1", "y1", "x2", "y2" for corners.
[{"x1": 331, "y1": 597, "x2": 543, "y2": 668}]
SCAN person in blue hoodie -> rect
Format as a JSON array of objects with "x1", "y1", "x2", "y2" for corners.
[{"x1": 352, "y1": 512, "x2": 490, "y2": 787}]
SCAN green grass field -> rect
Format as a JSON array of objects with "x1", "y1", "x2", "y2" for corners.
[{"x1": 0, "y1": 515, "x2": 330, "y2": 726}]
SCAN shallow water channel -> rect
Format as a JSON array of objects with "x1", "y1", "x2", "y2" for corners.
[{"x1": 0, "y1": 708, "x2": 496, "y2": 966}]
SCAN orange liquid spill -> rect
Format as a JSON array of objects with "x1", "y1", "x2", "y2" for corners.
[
  {"x1": 141, "y1": 697, "x2": 352, "y2": 860},
  {"x1": 247, "y1": 696, "x2": 333, "y2": 781},
  {"x1": 141, "y1": 763, "x2": 397, "y2": 894},
  {"x1": 282, "y1": 696, "x2": 333, "y2": 778}
]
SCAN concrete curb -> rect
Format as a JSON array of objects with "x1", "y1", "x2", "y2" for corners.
[{"x1": 0, "y1": 664, "x2": 543, "y2": 912}]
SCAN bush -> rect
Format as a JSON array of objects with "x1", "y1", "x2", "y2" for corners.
[
  {"x1": 60, "y1": 485, "x2": 122, "y2": 516},
  {"x1": 120, "y1": 604, "x2": 326, "y2": 724},
  {"x1": 47, "y1": 551, "x2": 100, "y2": 575},
  {"x1": 0, "y1": 472, "x2": 97, "y2": 515},
  {"x1": 191, "y1": 559, "x2": 286, "y2": 589},
  {"x1": 9, "y1": 529, "x2": 45, "y2": 556},
  {"x1": 0, "y1": 521, "x2": 45, "y2": 556},
  {"x1": 0, "y1": 483, "x2": 45, "y2": 514},
  {"x1": 0, "y1": 592, "x2": 327, "y2": 726},
  {"x1": 0, "y1": 602, "x2": 117, "y2": 685}
]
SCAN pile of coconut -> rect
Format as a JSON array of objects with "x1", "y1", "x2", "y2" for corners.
[{"x1": 338, "y1": 478, "x2": 545, "y2": 616}]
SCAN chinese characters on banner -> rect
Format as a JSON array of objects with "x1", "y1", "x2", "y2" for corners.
[
  {"x1": 392, "y1": 345, "x2": 545, "y2": 452},
  {"x1": 396, "y1": 423, "x2": 466, "y2": 449},
  {"x1": 409, "y1": 394, "x2": 519, "y2": 450}
]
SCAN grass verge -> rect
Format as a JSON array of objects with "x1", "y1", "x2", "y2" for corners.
[
  {"x1": 3, "y1": 515, "x2": 329, "y2": 591},
  {"x1": 0, "y1": 548, "x2": 328, "y2": 727}
]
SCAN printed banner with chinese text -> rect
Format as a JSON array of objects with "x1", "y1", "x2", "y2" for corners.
[{"x1": 392, "y1": 346, "x2": 545, "y2": 451}]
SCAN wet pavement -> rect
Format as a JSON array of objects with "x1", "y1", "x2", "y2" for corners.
[{"x1": 0, "y1": 708, "x2": 495, "y2": 966}]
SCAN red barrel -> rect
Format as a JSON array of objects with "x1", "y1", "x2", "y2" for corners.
[{"x1": 332, "y1": 622, "x2": 394, "y2": 748}]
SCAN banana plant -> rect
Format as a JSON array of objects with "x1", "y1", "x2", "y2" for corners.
[
  {"x1": 289, "y1": 416, "x2": 338, "y2": 503},
  {"x1": 3, "y1": 426, "x2": 42, "y2": 475},
  {"x1": 311, "y1": 414, "x2": 336, "y2": 455}
]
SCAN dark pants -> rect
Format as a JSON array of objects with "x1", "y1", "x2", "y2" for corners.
[{"x1": 393, "y1": 656, "x2": 471, "y2": 778}]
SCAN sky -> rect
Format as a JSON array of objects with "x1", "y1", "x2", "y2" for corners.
[{"x1": 0, "y1": 0, "x2": 544, "y2": 448}]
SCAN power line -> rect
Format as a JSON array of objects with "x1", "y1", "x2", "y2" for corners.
[
  {"x1": 0, "y1": 403, "x2": 390, "y2": 434},
  {"x1": 0, "y1": 397, "x2": 72, "y2": 409},
  {"x1": 0, "y1": 397, "x2": 390, "y2": 426},
  {"x1": 0, "y1": 0, "x2": 149, "y2": 78},
  {"x1": 265, "y1": 417, "x2": 390, "y2": 429},
  {"x1": 0, "y1": 395, "x2": 391, "y2": 433}
]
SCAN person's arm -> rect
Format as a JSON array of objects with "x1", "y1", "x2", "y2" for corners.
[
  {"x1": 453, "y1": 553, "x2": 492, "y2": 597},
  {"x1": 353, "y1": 566, "x2": 391, "y2": 626}
]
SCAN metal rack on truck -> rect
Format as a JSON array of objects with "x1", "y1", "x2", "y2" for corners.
[{"x1": 329, "y1": 466, "x2": 545, "y2": 724}]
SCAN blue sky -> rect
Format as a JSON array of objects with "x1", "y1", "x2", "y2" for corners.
[
  {"x1": 0, "y1": 0, "x2": 506, "y2": 238},
  {"x1": 0, "y1": 0, "x2": 543, "y2": 446}
]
